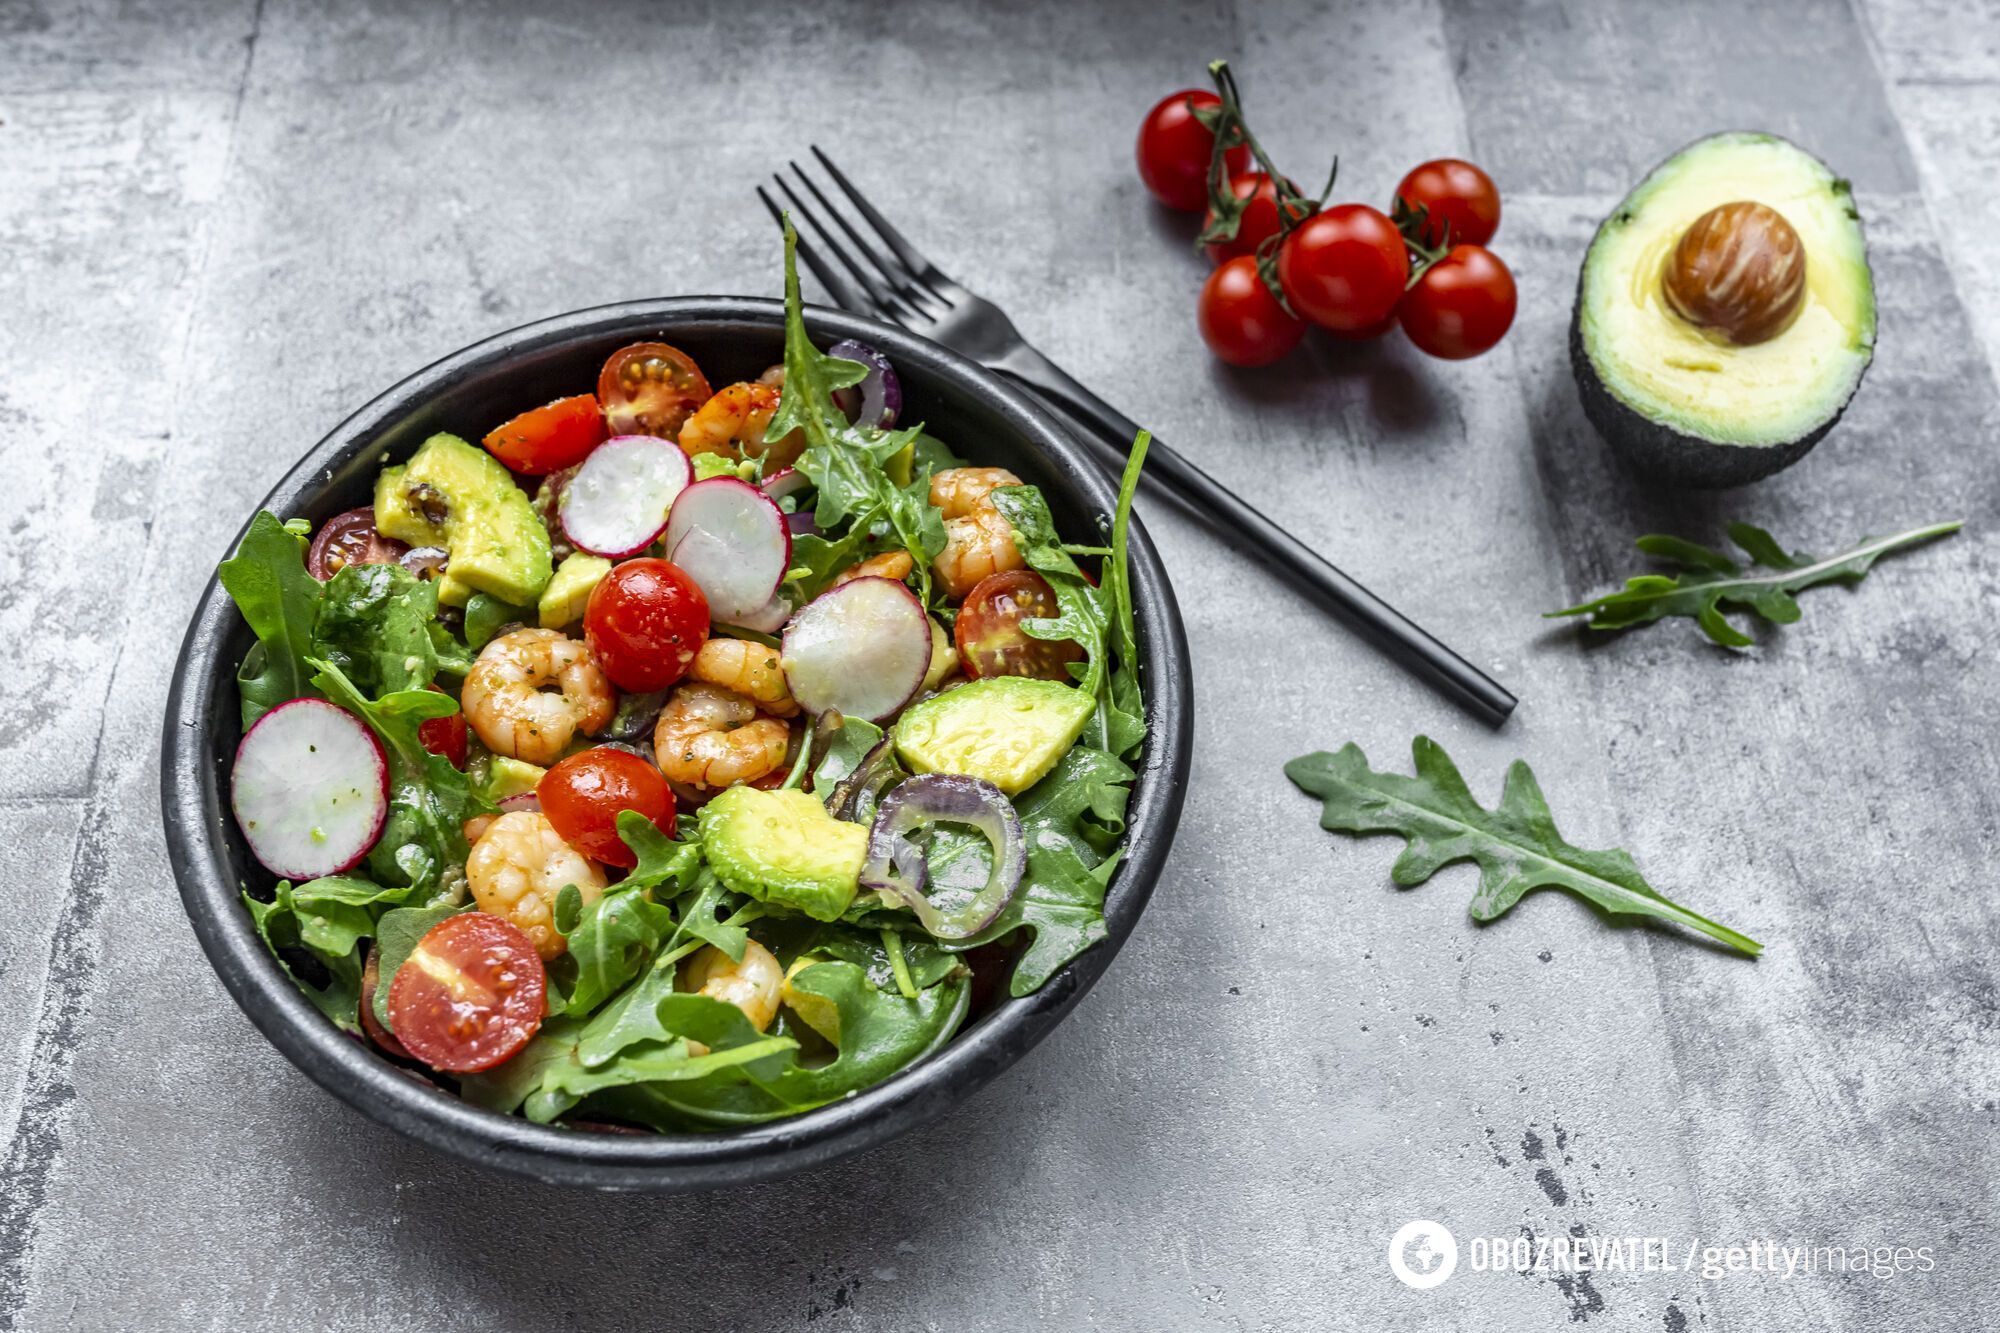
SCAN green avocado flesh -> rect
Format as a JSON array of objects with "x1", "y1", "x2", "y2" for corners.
[
  {"x1": 698, "y1": 786, "x2": 867, "y2": 923},
  {"x1": 895, "y1": 676, "x2": 1095, "y2": 796},
  {"x1": 374, "y1": 433, "x2": 553, "y2": 606},
  {"x1": 1573, "y1": 132, "x2": 1874, "y2": 485}
]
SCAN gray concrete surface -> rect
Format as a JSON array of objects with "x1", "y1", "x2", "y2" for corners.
[{"x1": 3, "y1": 0, "x2": 1996, "y2": 1328}]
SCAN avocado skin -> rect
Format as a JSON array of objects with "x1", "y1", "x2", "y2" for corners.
[
  {"x1": 1567, "y1": 278, "x2": 1846, "y2": 489},
  {"x1": 1568, "y1": 132, "x2": 1873, "y2": 490}
]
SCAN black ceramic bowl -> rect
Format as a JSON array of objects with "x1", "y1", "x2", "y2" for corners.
[{"x1": 162, "y1": 297, "x2": 1191, "y2": 1191}]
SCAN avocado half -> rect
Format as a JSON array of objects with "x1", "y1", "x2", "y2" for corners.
[{"x1": 1570, "y1": 132, "x2": 1875, "y2": 488}]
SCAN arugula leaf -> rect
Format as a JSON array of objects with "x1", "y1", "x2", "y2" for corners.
[
  {"x1": 1549, "y1": 519, "x2": 1963, "y2": 647},
  {"x1": 1285, "y1": 737, "x2": 1761, "y2": 957},
  {"x1": 770, "y1": 217, "x2": 946, "y2": 600},
  {"x1": 311, "y1": 658, "x2": 487, "y2": 890},
  {"x1": 561, "y1": 885, "x2": 678, "y2": 1017},
  {"x1": 242, "y1": 878, "x2": 391, "y2": 1030},
  {"x1": 311, "y1": 562, "x2": 447, "y2": 696},
  {"x1": 615, "y1": 810, "x2": 702, "y2": 896},
  {"x1": 218, "y1": 510, "x2": 324, "y2": 727},
  {"x1": 811, "y1": 715, "x2": 885, "y2": 794}
]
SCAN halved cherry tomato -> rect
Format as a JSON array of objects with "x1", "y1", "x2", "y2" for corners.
[
  {"x1": 583, "y1": 558, "x2": 710, "y2": 692},
  {"x1": 387, "y1": 912, "x2": 547, "y2": 1073},
  {"x1": 956, "y1": 570, "x2": 1085, "y2": 682},
  {"x1": 417, "y1": 685, "x2": 468, "y2": 769},
  {"x1": 1398, "y1": 245, "x2": 1517, "y2": 360},
  {"x1": 1394, "y1": 159, "x2": 1501, "y2": 249},
  {"x1": 306, "y1": 508, "x2": 408, "y2": 581},
  {"x1": 482, "y1": 393, "x2": 607, "y2": 475},
  {"x1": 358, "y1": 949, "x2": 410, "y2": 1059},
  {"x1": 1136, "y1": 89, "x2": 1249, "y2": 212},
  {"x1": 1204, "y1": 172, "x2": 1312, "y2": 266},
  {"x1": 597, "y1": 343, "x2": 712, "y2": 439},
  {"x1": 1198, "y1": 256, "x2": 1306, "y2": 367},
  {"x1": 539, "y1": 747, "x2": 674, "y2": 868},
  {"x1": 1277, "y1": 204, "x2": 1410, "y2": 333}
]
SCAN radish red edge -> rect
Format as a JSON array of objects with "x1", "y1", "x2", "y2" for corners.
[
  {"x1": 781, "y1": 577, "x2": 932, "y2": 722},
  {"x1": 231, "y1": 698, "x2": 390, "y2": 880},
  {"x1": 663, "y1": 476, "x2": 792, "y2": 623},
  {"x1": 559, "y1": 435, "x2": 693, "y2": 559}
]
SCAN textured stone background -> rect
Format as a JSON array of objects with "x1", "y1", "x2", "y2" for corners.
[{"x1": 3, "y1": 1, "x2": 1996, "y2": 1329}]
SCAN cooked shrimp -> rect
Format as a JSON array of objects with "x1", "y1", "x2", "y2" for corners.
[
  {"x1": 832, "y1": 550, "x2": 915, "y2": 587},
  {"x1": 462, "y1": 813, "x2": 497, "y2": 846},
  {"x1": 460, "y1": 628, "x2": 614, "y2": 766},
  {"x1": 929, "y1": 466, "x2": 1022, "y2": 519},
  {"x1": 934, "y1": 505, "x2": 1023, "y2": 600},
  {"x1": 466, "y1": 810, "x2": 607, "y2": 960},
  {"x1": 676, "y1": 381, "x2": 805, "y2": 468},
  {"x1": 756, "y1": 364, "x2": 786, "y2": 388},
  {"x1": 689, "y1": 637, "x2": 798, "y2": 717},
  {"x1": 653, "y1": 682, "x2": 791, "y2": 788},
  {"x1": 681, "y1": 941, "x2": 783, "y2": 1032}
]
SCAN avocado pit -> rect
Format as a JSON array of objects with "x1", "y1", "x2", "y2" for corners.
[{"x1": 1661, "y1": 200, "x2": 1806, "y2": 346}]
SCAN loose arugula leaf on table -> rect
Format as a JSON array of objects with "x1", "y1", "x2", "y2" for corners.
[
  {"x1": 770, "y1": 217, "x2": 946, "y2": 600},
  {"x1": 1548, "y1": 519, "x2": 1963, "y2": 647},
  {"x1": 1285, "y1": 737, "x2": 1761, "y2": 957},
  {"x1": 218, "y1": 510, "x2": 324, "y2": 727},
  {"x1": 311, "y1": 562, "x2": 450, "y2": 695},
  {"x1": 311, "y1": 658, "x2": 489, "y2": 890}
]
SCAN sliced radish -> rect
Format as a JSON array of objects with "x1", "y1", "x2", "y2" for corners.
[
  {"x1": 663, "y1": 476, "x2": 791, "y2": 623},
  {"x1": 559, "y1": 435, "x2": 692, "y2": 559},
  {"x1": 781, "y1": 577, "x2": 931, "y2": 721},
  {"x1": 760, "y1": 467, "x2": 810, "y2": 505},
  {"x1": 232, "y1": 698, "x2": 390, "y2": 880},
  {"x1": 730, "y1": 591, "x2": 796, "y2": 635}
]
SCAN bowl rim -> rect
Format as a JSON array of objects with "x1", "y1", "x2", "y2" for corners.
[{"x1": 161, "y1": 295, "x2": 1192, "y2": 1190}]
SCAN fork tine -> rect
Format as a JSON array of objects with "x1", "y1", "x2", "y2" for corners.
[
  {"x1": 810, "y1": 146, "x2": 956, "y2": 303},
  {"x1": 788, "y1": 162, "x2": 943, "y2": 317},
  {"x1": 756, "y1": 185, "x2": 869, "y2": 315},
  {"x1": 772, "y1": 175, "x2": 929, "y2": 326}
]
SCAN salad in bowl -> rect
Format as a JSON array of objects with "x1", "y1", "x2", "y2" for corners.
[{"x1": 217, "y1": 228, "x2": 1150, "y2": 1131}]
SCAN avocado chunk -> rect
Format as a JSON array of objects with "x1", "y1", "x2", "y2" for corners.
[
  {"x1": 1571, "y1": 132, "x2": 1874, "y2": 487},
  {"x1": 375, "y1": 433, "x2": 553, "y2": 606},
  {"x1": 538, "y1": 552, "x2": 611, "y2": 629},
  {"x1": 477, "y1": 755, "x2": 545, "y2": 803},
  {"x1": 698, "y1": 787, "x2": 867, "y2": 923},
  {"x1": 894, "y1": 676, "x2": 1094, "y2": 795}
]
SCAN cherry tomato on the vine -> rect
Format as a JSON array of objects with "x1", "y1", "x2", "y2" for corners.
[
  {"x1": 482, "y1": 394, "x2": 607, "y2": 475},
  {"x1": 1277, "y1": 204, "x2": 1410, "y2": 333},
  {"x1": 387, "y1": 912, "x2": 547, "y2": 1073},
  {"x1": 539, "y1": 747, "x2": 674, "y2": 869},
  {"x1": 1137, "y1": 89, "x2": 1249, "y2": 212},
  {"x1": 597, "y1": 342, "x2": 712, "y2": 439},
  {"x1": 1394, "y1": 159, "x2": 1501, "y2": 248},
  {"x1": 1203, "y1": 172, "x2": 1312, "y2": 266},
  {"x1": 955, "y1": 570, "x2": 1086, "y2": 682},
  {"x1": 1398, "y1": 245, "x2": 1517, "y2": 360},
  {"x1": 1198, "y1": 256, "x2": 1306, "y2": 367},
  {"x1": 583, "y1": 558, "x2": 710, "y2": 692}
]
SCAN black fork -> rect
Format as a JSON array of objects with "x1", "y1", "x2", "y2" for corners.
[{"x1": 760, "y1": 149, "x2": 1517, "y2": 727}]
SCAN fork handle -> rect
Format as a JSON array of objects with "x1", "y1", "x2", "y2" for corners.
[{"x1": 989, "y1": 344, "x2": 1518, "y2": 727}]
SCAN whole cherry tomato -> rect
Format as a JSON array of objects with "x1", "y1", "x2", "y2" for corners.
[
  {"x1": 482, "y1": 394, "x2": 607, "y2": 475},
  {"x1": 1198, "y1": 256, "x2": 1306, "y2": 367},
  {"x1": 1203, "y1": 172, "x2": 1312, "y2": 266},
  {"x1": 1277, "y1": 204, "x2": 1411, "y2": 333},
  {"x1": 387, "y1": 912, "x2": 546, "y2": 1073},
  {"x1": 955, "y1": 570, "x2": 1086, "y2": 681},
  {"x1": 539, "y1": 747, "x2": 675, "y2": 869},
  {"x1": 1398, "y1": 245, "x2": 1517, "y2": 360},
  {"x1": 597, "y1": 342, "x2": 712, "y2": 439},
  {"x1": 1136, "y1": 89, "x2": 1249, "y2": 212},
  {"x1": 583, "y1": 558, "x2": 709, "y2": 692},
  {"x1": 306, "y1": 508, "x2": 407, "y2": 581},
  {"x1": 1394, "y1": 159, "x2": 1501, "y2": 248}
]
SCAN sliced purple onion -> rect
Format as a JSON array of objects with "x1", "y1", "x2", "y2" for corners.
[
  {"x1": 399, "y1": 545, "x2": 449, "y2": 580},
  {"x1": 860, "y1": 774, "x2": 1024, "y2": 940},
  {"x1": 826, "y1": 734, "x2": 899, "y2": 819},
  {"x1": 785, "y1": 509, "x2": 820, "y2": 538},
  {"x1": 604, "y1": 689, "x2": 670, "y2": 742},
  {"x1": 498, "y1": 792, "x2": 541, "y2": 814},
  {"x1": 826, "y1": 340, "x2": 901, "y2": 428}
]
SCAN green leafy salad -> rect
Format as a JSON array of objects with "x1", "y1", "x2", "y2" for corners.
[{"x1": 219, "y1": 226, "x2": 1150, "y2": 1129}]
